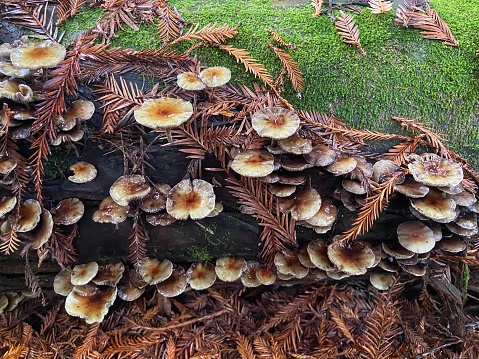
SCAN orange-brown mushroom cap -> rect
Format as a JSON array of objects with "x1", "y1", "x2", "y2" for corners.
[
  {"x1": 71, "y1": 262, "x2": 99, "y2": 286},
  {"x1": 10, "y1": 40, "x2": 66, "y2": 70},
  {"x1": 397, "y1": 221, "x2": 435, "y2": 254},
  {"x1": 166, "y1": 179, "x2": 216, "y2": 220},
  {"x1": 137, "y1": 258, "x2": 173, "y2": 285},
  {"x1": 215, "y1": 256, "x2": 247, "y2": 282},
  {"x1": 68, "y1": 162, "x2": 97, "y2": 184},
  {"x1": 92, "y1": 196, "x2": 129, "y2": 224},
  {"x1": 177, "y1": 72, "x2": 206, "y2": 90},
  {"x1": 134, "y1": 98, "x2": 193, "y2": 129},
  {"x1": 156, "y1": 265, "x2": 187, "y2": 297},
  {"x1": 251, "y1": 107, "x2": 300, "y2": 140},
  {"x1": 327, "y1": 241, "x2": 376, "y2": 275},
  {"x1": 51, "y1": 198, "x2": 85, "y2": 225},
  {"x1": 110, "y1": 174, "x2": 151, "y2": 206},
  {"x1": 408, "y1": 153, "x2": 463, "y2": 188},
  {"x1": 230, "y1": 150, "x2": 275, "y2": 178},
  {"x1": 198, "y1": 66, "x2": 231, "y2": 87},
  {"x1": 186, "y1": 261, "x2": 217, "y2": 290}
]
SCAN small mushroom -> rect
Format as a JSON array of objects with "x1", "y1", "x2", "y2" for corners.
[
  {"x1": 177, "y1": 72, "x2": 206, "y2": 90},
  {"x1": 166, "y1": 179, "x2": 216, "y2": 220},
  {"x1": 281, "y1": 156, "x2": 314, "y2": 171},
  {"x1": 0, "y1": 196, "x2": 17, "y2": 217},
  {"x1": 138, "y1": 258, "x2": 173, "y2": 285},
  {"x1": 410, "y1": 188, "x2": 456, "y2": 221},
  {"x1": 134, "y1": 98, "x2": 193, "y2": 129},
  {"x1": 0, "y1": 79, "x2": 34, "y2": 103},
  {"x1": 230, "y1": 150, "x2": 275, "y2": 178},
  {"x1": 274, "y1": 250, "x2": 308, "y2": 278},
  {"x1": 305, "y1": 199, "x2": 337, "y2": 227},
  {"x1": 268, "y1": 183, "x2": 297, "y2": 197},
  {"x1": 199, "y1": 66, "x2": 231, "y2": 87},
  {"x1": 325, "y1": 157, "x2": 357, "y2": 176},
  {"x1": 0, "y1": 157, "x2": 17, "y2": 176},
  {"x1": 110, "y1": 174, "x2": 151, "y2": 206},
  {"x1": 0, "y1": 295, "x2": 8, "y2": 314},
  {"x1": 54, "y1": 268, "x2": 74, "y2": 296},
  {"x1": 0, "y1": 61, "x2": 31, "y2": 78},
  {"x1": 240, "y1": 261, "x2": 261, "y2": 287},
  {"x1": 11, "y1": 199, "x2": 41, "y2": 233},
  {"x1": 327, "y1": 241, "x2": 376, "y2": 275},
  {"x1": 55, "y1": 100, "x2": 95, "y2": 131},
  {"x1": 278, "y1": 134, "x2": 313, "y2": 155},
  {"x1": 215, "y1": 257, "x2": 247, "y2": 282},
  {"x1": 156, "y1": 265, "x2": 188, "y2": 297},
  {"x1": 397, "y1": 221, "x2": 435, "y2": 254},
  {"x1": 68, "y1": 162, "x2": 97, "y2": 184},
  {"x1": 206, "y1": 202, "x2": 223, "y2": 217},
  {"x1": 186, "y1": 261, "x2": 217, "y2": 290},
  {"x1": 51, "y1": 129, "x2": 84, "y2": 145},
  {"x1": 118, "y1": 275, "x2": 145, "y2": 301},
  {"x1": 146, "y1": 212, "x2": 177, "y2": 226},
  {"x1": 370, "y1": 273, "x2": 395, "y2": 290},
  {"x1": 435, "y1": 236, "x2": 467, "y2": 253},
  {"x1": 10, "y1": 40, "x2": 66, "y2": 70},
  {"x1": 255, "y1": 265, "x2": 277, "y2": 285},
  {"x1": 71, "y1": 262, "x2": 99, "y2": 286},
  {"x1": 307, "y1": 239, "x2": 336, "y2": 271},
  {"x1": 92, "y1": 196, "x2": 129, "y2": 224},
  {"x1": 140, "y1": 184, "x2": 169, "y2": 213},
  {"x1": 278, "y1": 187, "x2": 321, "y2": 221},
  {"x1": 408, "y1": 153, "x2": 463, "y2": 188},
  {"x1": 51, "y1": 198, "x2": 85, "y2": 225},
  {"x1": 251, "y1": 107, "x2": 300, "y2": 140},
  {"x1": 92, "y1": 263, "x2": 125, "y2": 287},
  {"x1": 304, "y1": 144, "x2": 337, "y2": 167},
  {"x1": 27, "y1": 208, "x2": 54, "y2": 249},
  {"x1": 394, "y1": 178, "x2": 429, "y2": 198}
]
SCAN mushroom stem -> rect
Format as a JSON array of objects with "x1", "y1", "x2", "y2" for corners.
[{"x1": 165, "y1": 128, "x2": 173, "y2": 143}]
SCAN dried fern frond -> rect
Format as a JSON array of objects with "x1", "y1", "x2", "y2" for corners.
[
  {"x1": 129, "y1": 211, "x2": 149, "y2": 268},
  {"x1": 267, "y1": 30, "x2": 297, "y2": 49},
  {"x1": 381, "y1": 135, "x2": 421, "y2": 165},
  {"x1": 219, "y1": 45, "x2": 275, "y2": 88},
  {"x1": 0, "y1": 228, "x2": 22, "y2": 255},
  {"x1": 335, "y1": 11, "x2": 366, "y2": 56},
  {"x1": 170, "y1": 22, "x2": 240, "y2": 45},
  {"x1": 156, "y1": 2, "x2": 185, "y2": 45},
  {"x1": 48, "y1": 227, "x2": 78, "y2": 266},
  {"x1": 368, "y1": 0, "x2": 393, "y2": 14},
  {"x1": 311, "y1": 0, "x2": 324, "y2": 17},
  {"x1": 339, "y1": 172, "x2": 402, "y2": 243},
  {"x1": 56, "y1": 0, "x2": 86, "y2": 25},
  {"x1": 267, "y1": 41, "x2": 304, "y2": 93}
]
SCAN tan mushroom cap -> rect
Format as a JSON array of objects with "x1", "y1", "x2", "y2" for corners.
[
  {"x1": 304, "y1": 144, "x2": 337, "y2": 167},
  {"x1": 54, "y1": 268, "x2": 74, "y2": 296},
  {"x1": 92, "y1": 263, "x2": 125, "y2": 287},
  {"x1": 394, "y1": 178, "x2": 429, "y2": 198},
  {"x1": 92, "y1": 196, "x2": 129, "y2": 224},
  {"x1": 408, "y1": 153, "x2": 463, "y2": 188},
  {"x1": 199, "y1": 66, "x2": 231, "y2": 87},
  {"x1": 51, "y1": 129, "x2": 84, "y2": 145},
  {"x1": 397, "y1": 221, "x2": 435, "y2": 254},
  {"x1": 0, "y1": 196, "x2": 16, "y2": 217},
  {"x1": 278, "y1": 187, "x2": 321, "y2": 221},
  {"x1": 0, "y1": 80, "x2": 34, "y2": 103},
  {"x1": 297, "y1": 245, "x2": 316, "y2": 268},
  {"x1": 349, "y1": 156, "x2": 374, "y2": 180},
  {"x1": 398, "y1": 262, "x2": 427, "y2": 277},
  {"x1": 177, "y1": 71, "x2": 206, "y2": 90},
  {"x1": 277, "y1": 172, "x2": 307, "y2": 185},
  {"x1": 118, "y1": 277, "x2": 145, "y2": 301},
  {"x1": 110, "y1": 174, "x2": 151, "y2": 206},
  {"x1": 156, "y1": 265, "x2": 187, "y2": 297},
  {"x1": 138, "y1": 258, "x2": 173, "y2": 285},
  {"x1": 445, "y1": 221, "x2": 478, "y2": 236},
  {"x1": 0, "y1": 157, "x2": 17, "y2": 175},
  {"x1": 370, "y1": 273, "x2": 395, "y2": 290},
  {"x1": 307, "y1": 239, "x2": 335, "y2": 271},
  {"x1": 10, "y1": 40, "x2": 66, "y2": 70},
  {"x1": 281, "y1": 156, "x2": 314, "y2": 172},
  {"x1": 278, "y1": 134, "x2": 313, "y2": 155},
  {"x1": 28, "y1": 208, "x2": 54, "y2": 249},
  {"x1": 377, "y1": 258, "x2": 399, "y2": 272},
  {"x1": 206, "y1": 202, "x2": 223, "y2": 217},
  {"x1": 0, "y1": 295, "x2": 8, "y2": 314},
  {"x1": 455, "y1": 212, "x2": 477, "y2": 230},
  {"x1": 56, "y1": 100, "x2": 95, "y2": 131},
  {"x1": 372, "y1": 159, "x2": 400, "y2": 183},
  {"x1": 327, "y1": 241, "x2": 376, "y2": 275},
  {"x1": 166, "y1": 179, "x2": 216, "y2": 220},
  {"x1": 382, "y1": 242, "x2": 415, "y2": 259},
  {"x1": 342, "y1": 179, "x2": 367, "y2": 195},
  {"x1": 326, "y1": 270, "x2": 350, "y2": 280},
  {"x1": 51, "y1": 198, "x2": 85, "y2": 225},
  {"x1": 65, "y1": 283, "x2": 117, "y2": 324},
  {"x1": 436, "y1": 236, "x2": 466, "y2": 253},
  {"x1": 134, "y1": 98, "x2": 193, "y2": 129},
  {"x1": 68, "y1": 161, "x2": 97, "y2": 184},
  {"x1": 12, "y1": 199, "x2": 41, "y2": 232},
  {"x1": 146, "y1": 212, "x2": 177, "y2": 226},
  {"x1": 256, "y1": 265, "x2": 277, "y2": 285},
  {"x1": 268, "y1": 183, "x2": 297, "y2": 197},
  {"x1": 215, "y1": 257, "x2": 247, "y2": 282},
  {"x1": 251, "y1": 107, "x2": 300, "y2": 140},
  {"x1": 274, "y1": 250, "x2": 308, "y2": 278},
  {"x1": 0, "y1": 43, "x2": 13, "y2": 58},
  {"x1": 140, "y1": 184, "x2": 168, "y2": 213},
  {"x1": 71, "y1": 262, "x2": 99, "y2": 286},
  {"x1": 240, "y1": 260, "x2": 261, "y2": 287},
  {"x1": 452, "y1": 191, "x2": 477, "y2": 207},
  {"x1": 230, "y1": 150, "x2": 275, "y2": 178},
  {"x1": 186, "y1": 261, "x2": 217, "y2": 290},
  {"x1": 4, "y1": 292, "x2": 24, "y2": 312},
  {"x1": 325, "y1": 157, "x2": 357, "y2": 176},
  {"x1": 305, "y1": 199, "x2": 337, "y2": 227},
  {"x1": 410, "y1": 188, "x2": 457, "y2": 221},
  {"x1": 0, "y1": 61, "x2": 31, "y2": 78}
]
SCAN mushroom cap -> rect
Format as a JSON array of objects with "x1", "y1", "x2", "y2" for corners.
[
  {"x1": 327, "y1": 241, "x2": 376, "y2": 275},
  {"x1": 297, "y1": 246, "x2": 316, "y2": 268},
  {"x1": 146, "y1": 212, "x2": 177, "y2": 226},
  {"x1": 305, "y1": 199, "x2": 337, "y2": 227},
  {"x1": 186, "y1": 261, "x2": 217, "y2": 290},
  {"x1": 13, "y1": 199, "x2": 41, "y2": 233},
  {"x1": 53, "y1": 268, "x2": 74, "y2": 296},
  {"x1": 68, "y1": 162, "x2": 97, "y2": 184},
  {"x1": 274, "y1": 250, "x2": 308, "y2": 278},
  {"x1": 251, "y1": 107, "x2": 300, "y2": 140},
  {"x1": 372, "y1": 160, "x2": 400, "y2": 183},
  {"x1": 304, "y1": 144, "x2": 337, "y2": 167},
  {"x1": 0, "y1": 80, "x2": 34, "y2": 103},
  {"x1": 382, "y1": 242, "x2": 415, "y2": 260},
  {"x1": 206, "y1": 202, "x2": 223, "y2": 217},
  {"x1": 256, "y1": 265, "x2": 277, "y2": 285},
  {"x1": 455, "y1": 212, "x2": 477, "y2": 230},
  {"x1": 134, "y1": 98, "x2": 193, "y2": 129},
  {"x1": 342, "y1": 179, "x2": 367, "y2": 195},
  {"x1": 166, "y1": 179, "x2": 216, "y2": 220},
  {"x1": 278, "y1": 134, "x2": 313, "y2": 155},
  {"x1": 215, "y1": 257, "x2": 247, "y2": 282},
  {"x1": 325, "y1": 157, "x2": 358, "y2": 176},
  {"x1": 92, "y1": 263, "x2": 125, "y2": 287},
  {"x1": 281, "y1": 156, "x2": 314, "y2": 172},
  {"x1": 92, "y1": 196, "x2": 129, "y2": 224},
  {"x1": 408, "y1": 153, "x2": 463, "y2": 188},
  {"x1": 0, "y1": 196, "x2": 17, "y2": 217},
  {"x1": 156, "y1": 265, "x2": 187, "y2": 297},
  {"x1": 198, "y1": 66, "x2": 231, "y2": 87},
  {"x1": 10, "y1": 40, "x2": 66, "y2": 70},
  {"x1": 394, "y1": 178, "x2": 429, "y2": 198},
  {"x1": 65, "y1": 283, "x2": 117, "y2": 324},
  {"x1": 140, "y1": 184, "x2": 168, "y2": 213},
  {"x1": 278, "y1": 187, "x2": 321, "y2": 221},
  {"x1": 0, "y1": 61, "x2": 31, "y2": 78},
  {"x1": 118, "y1": 277, "x2": 145, "y2": 301},
  {"x1": 436, "y1": 236, "x2": 466, "y2": 253},
  {"x1": 268, "y1": 183, "x2": 297, "y2": 197},
  {"x1": 51, "y1": 129, "x2": 84, "y2": 145},
  {"x1": 4, "y1": 292, "x2": 24, "y2": 312},
  {"x1": 0, "y1": 295, "x2": 8, "y2": 314},
  {"x1": 29, "y1": 208, "x2": 54, "y2": 249},
  {"x1": 240, "y1": 261, "x2": 261, "y2": 287},
  {"x1": 177, "y1": 72, "x2": 206, "y2": 90},
  {"x1": 377, "y1": 258, "x2": 399, "y2": 272},
  {"x1": 110, "y1": 174, "x2": 151, "y2": 206},
  {"x1": 307, "y1": 239, "x2": 336, "y2": 271},
  {"x1": 397, "y1": 221, "x2": 435, "y2": 254},
  {"x1": 51, "y1": 198, "x2": 85, "y2": 225},
  {"x1": 71, "y1": 262, "x2": 99, "y2": 286},
  {"x1": 138, "y1": 258, "x2": 173, "y2": 285},
  {"x1": 370, "y1": 273, "x2": 395, "y2": 290},
  {"x1": 445, "y1": 221, "x2": 478, "y2": 236},
  {"x1": 410, "y1": 188, "x2": 457, "y2": 221},
  {"x1": 230, "y1": 150, "x2": 275, "y2": 178},
  {"x1": 398, "y1": 262, "x2": 427, "y2": 277},
  {"x1": 349, "y1": 156, "x2": 374, "y2": 180},
  {"x1": 56, "y1": 100, "x2": 95, "y2": 131},
  {"x1": 452, "y1": 191, "x2": 477, "y2": 207},
  {"x1": 0, "y1": 157, "x2": 17, "y2": 175}
]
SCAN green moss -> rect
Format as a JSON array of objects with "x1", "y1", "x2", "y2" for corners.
[
  {"x1": 187, "y1": 245, "x2": 213, "y2": 261},
  {"x1": 59, "y1": 6, "x2": 103, "y2": 44},
  {"x1": 42, "y1": 146, "x2": 73, "y2": 180}
]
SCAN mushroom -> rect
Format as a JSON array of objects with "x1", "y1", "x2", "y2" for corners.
[
  {"x1": 138, "y1": 258, "x2": 173, "y2": 285},
  {"x1": 71, "y1": 262, "x2": 99, "y2": 286},
  {"x1": 0, "y1": 61, "x2": 31, "y2": 78},
  {"x1": 278, "y1": 134, "x2": 313, "y2": 155},
  {"x1": 140, "y1": 184, "x2": 169, "y2": 213},
  {"x1": 370, "y1": 273, "x2": 395, "y2": 290},
  {"x1": 51, "y1": 129, "x2": 84, "y2": 145},
  {"x1": 166, "y1": 179, "x2": 216, "y2": 220},
  {"x1": 435, "y1": 236, "x2": 466, "y2": 253},
  {"x1": 382, "y1": 242, "x2": 415, "y2": 260},
  {"x1": 256, "y1": 265, "x2": 277, "y2": 285},
  {"x1": 92, "y1": 263, "x2": 125, "y2": 287},
  {"x1": 0, "y1": 157, "x2": 17, "y2": 176},
  {"x1": 305, "y1": 199, "x2": 337, "y2": 227},
  {"x1": 274, "y1": 250, "x2": 308, "y2": 278},
  {"x1": 240, "y1": 260, "x2": 261, "y2": 288},
  {"x1": 0, "y1": 79, "x2": 34, "y2": 103},
  {"x1": 397, "y1": 221, "x2": 436, "y2": 254},
  {"x1": 268, "y1": 183, "x2": 297, "y2": 197},
  {"x1": 55, "y1": 100, "x2": 95, "y2": 131},
  {"x1": 230, "y1": 150, "x2": 275, "y2": 178},
  {"x1": 68, "y1": 162, "x2": 97, "y2": 184},
  {"x1": 215, "y1": 256, "x2": 247, "y2": 282},
  {"x1": 304, "y1": 144, "x2": 337, "y2": 167},
  {"x1": 54, "y1": 268, "x2": 74, "y2": 296},
  {"x1": 156, "y1": 265, "x2": 188, "y2": 297},
  {"x1": 177, "y1": 72, "x2": 206, "y2": 90},
  {"x1": 0, "y1": 295, "x2": 8, "y2": 314},
  {"x1": 408, "y1": 153, "x2": 463, "y2": 188},
  {"x1": 10, "y1": 40, "x2": 66, "y2": 70},
  {"x1": 281, "y1": 156, "x2": 314, "y2": 172},
  {"x1": 410, "y1": 188, "x2": 456, "y2": 221},
  {"x1": 198, "y1": 66, "x2": 231, "y2": 87},
  {"x1": 92, "y1": 196, "x2": 129, "y2": 224},
  {"x1": 65, "y1": 283, "x2": 117, "y2": 324},
  {"x1": 186, "y1": 261, "x2": 217, "y2": 290},
  {"x1": 451, "y1": 191, "x2": 476, "y2": 207},
  {"x1": 11, "y1": 199, "x2": 41, "y2": 233},
  {"x1": 134, "y1": 98, "x2": 193, "y2": 129},
  {"x1": 206, "y1": 202, "x2": 223, "y2": 217},
  {"x1": 146, "y1": 212, "x2": 177, "y2": 226},
  {"x1": 3, "y1": 292, "x2": 24, "y2": 312},
  {"x1": 342, "y1": 179, "x2": 367, "y2": 195},
  {"x1": 0, "y1": 196, "x2": 16, "y2": 218},
  {"x1": 118, "y1": 275, "x2": 145, "y2": 301},
  {"x1": 251, "y1": 107, "x2": 300, "y2": 140},
  {"x1": 278, "y1": 187, "x2": 321, "y2": 221},
  {"x1": 110, "y1": 174, "x2": 151, "y2": 206},
  {"x1": 307, "y1": 239, "x2": 336, "y2": 271},
  {"x1": 327, "y1": 241, "x2": 376, "y2": 275},
  {"x1": 394, "y1": 178, "x2": 429, "y2": 198},
  {"x1": 27, "y1": 208, "x2": 54, "y2": 249},
  {"x1": 51, "y1": 198, "x2": 85, "y2": 225},
  {"x1": 325, "y1": 157, "x2": 357, "y2": 176}
]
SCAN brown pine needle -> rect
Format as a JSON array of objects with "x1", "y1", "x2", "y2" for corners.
[{"x1": 335, "y1": 11, "x2": 366, "y2": 56}]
